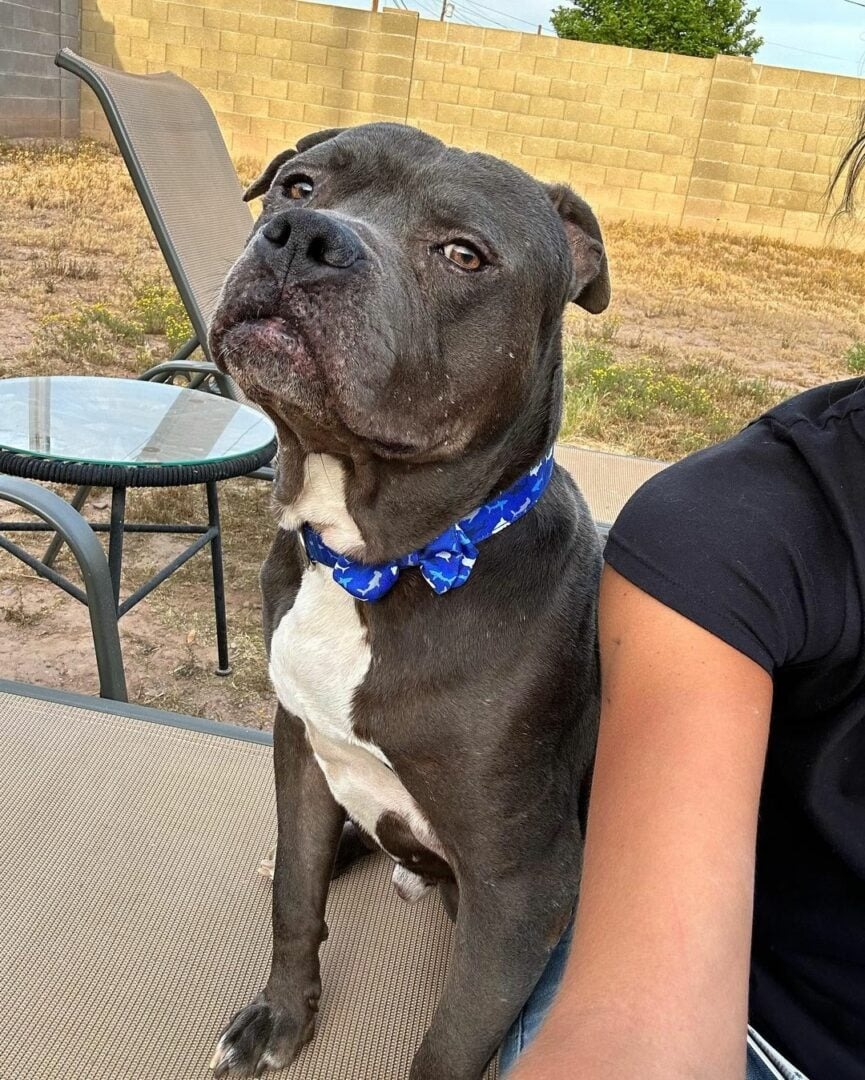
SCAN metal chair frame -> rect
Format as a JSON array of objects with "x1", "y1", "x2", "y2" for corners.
[{"x1": 0, "y1": 476, "x2": 127, "y2": 701}]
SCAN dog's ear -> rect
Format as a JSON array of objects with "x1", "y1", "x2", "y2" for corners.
[
  {"x1": 243, "y1": 127, "x2": 347, "y2": 203},
  {"x1": 243, "y1": 148, "x2": 296, "y2": 202},
  {"x1": 545, "y1": 183, "x2": 611, "y2": 314}
]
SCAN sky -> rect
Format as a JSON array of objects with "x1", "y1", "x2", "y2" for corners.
[{"x1": 334, "y1": 0, "x2": 865, "y2": 77}]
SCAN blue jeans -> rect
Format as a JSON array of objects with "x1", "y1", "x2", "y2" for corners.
[
  {"x1": 747, "y1": 1044, "x2": 791, "y2": 1079},
  {"x1": 499, "y1": 923, "x2": 807, "y2": 1079},
  {"x1": 498, "y1": 915, "x2": 575, "y2": 1072}
]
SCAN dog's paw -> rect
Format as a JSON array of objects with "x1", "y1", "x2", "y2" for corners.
[
  {"x1": 210, "y1": 995, "x2": 315, "y2": 1077},
  {"x1": 257, "y1": 846, "x2": 276, "y2": 881},
  {"x1": 392, "y1": 863, "x2": 433, "y2": 903}
]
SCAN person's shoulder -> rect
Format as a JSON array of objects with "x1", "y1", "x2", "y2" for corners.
[
  {"x1": 616, "y1": 417, "x2": 798, "y2": 529},
  {"x1": 603, "y1": 381, "x2": 862, "y2": 672},
  {"x1": 761, "y1": 377, "x2": 865, "y2": 434},
  {"x1": 621, "y1": 377, "x2": 865, "y2": 524}
]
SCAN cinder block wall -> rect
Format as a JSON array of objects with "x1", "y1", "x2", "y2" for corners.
[
  {"x1": 78, "y1": 0, "x2": 864, "y2": 250},
  {"x1": 1, "y1": 0, "x2": 80, "y2": 138},
  {"x1": 405, "y1": 22, "x2": 714, "y2": 234},
  {"x1": 682, "y1": 55, "x2": 863, "y2": 245},
  {"x1": 79, "y1": 0, "x2": 417, "y2": 154}
]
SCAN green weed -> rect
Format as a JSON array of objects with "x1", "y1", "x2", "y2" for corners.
[
  {"x1": 36, "y1": 306, "x2": 135, "y2": 371},
  {"x1": 561, "y1": 339, "x2": 779, "y2": 460},
  {"x1": 30, "y1": 276, "x2": 195, "y2": 375},
  {"x1": 845, "y1": 342, "x2": 865, "y2": 374},
  {"x1": 129, "y1": 278, "x2": 193, "y2": 347}
]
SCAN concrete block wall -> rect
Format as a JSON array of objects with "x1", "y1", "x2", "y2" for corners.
[
  {"x1": 683, "y1": 54, "x2": 863, "y2": 247},
  {"x1": 75, "y1": 0, "x2": 864, "y2": 250},
  {"x1": 405, "y1": 22, "x2": 714, "y2": 231},
  {"x1": 78, "y1": 0, "x2": 419, "y2": 158},
  {"x1": 1, "y1": 0, "x2": 80, "y2": 137}
]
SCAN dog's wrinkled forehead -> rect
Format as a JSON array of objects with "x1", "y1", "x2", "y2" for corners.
[{"x1": 255, "y1": 123, "x2": 571, "y2": 263}]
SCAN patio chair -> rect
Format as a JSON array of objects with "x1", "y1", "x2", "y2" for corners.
[
  {"x1": 0, "y1": 677, "x2": 496, "y2": 1078},
  {"x1": 55, "y1": 48, "x2": 250, "y2": 403},
  {"x1": 53, "y1": 49, "x2": 666, "y2": 534}
]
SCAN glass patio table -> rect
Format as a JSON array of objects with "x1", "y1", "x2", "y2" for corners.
[{"x1": 0, "y1": 376, "x2": 276, "y2": 698}]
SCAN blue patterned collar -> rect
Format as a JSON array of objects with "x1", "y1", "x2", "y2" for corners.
[{"x1": 302, "y1": 448, "x2": 555, "y2": 602}]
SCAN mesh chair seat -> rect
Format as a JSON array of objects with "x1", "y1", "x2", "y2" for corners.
[{"x1": 0, "y1": 683, "x2": 497, "y2": 1079}]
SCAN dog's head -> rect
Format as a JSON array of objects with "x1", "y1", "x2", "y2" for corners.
[{"x1": 210, "y1": 124, "x2": 609, "y2": 552}]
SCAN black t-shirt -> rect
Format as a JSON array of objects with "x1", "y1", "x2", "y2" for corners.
[{"x1": 604, "y1": 379, "x2": 865, "y2": 1080}]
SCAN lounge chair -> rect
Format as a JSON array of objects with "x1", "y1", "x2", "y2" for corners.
[
  {"x1": 56, "y1": 48, "x2": 250, "y2": 403},
  {"x1": 0, "y1": 677, "x2": 492, "y2": 1078}
]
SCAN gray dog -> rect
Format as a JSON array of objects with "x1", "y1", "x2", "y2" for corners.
[{"x1": 208, "y1": 123, "x2": 609, "y2": 1079}]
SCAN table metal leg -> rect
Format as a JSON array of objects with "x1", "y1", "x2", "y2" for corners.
[
  {"x1": 108, "y1": 487, "x2": 126, "y2": 610},
  {"x1": 42, "y1": 485, "x2": 91, "y2": 568},
  {"x1": 206, "y1": 480, "x2": 231, "y2": 676}
]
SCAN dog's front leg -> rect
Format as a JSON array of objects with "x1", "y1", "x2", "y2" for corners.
[
  {"x1": 211, "y1": 704, "x2": 344, "y2": 1077},
  {"x1": 410, "y1": 873, "x2": 575, "y2": 1080}
]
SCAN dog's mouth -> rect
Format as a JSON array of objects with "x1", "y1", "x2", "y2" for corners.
[
  {"x1": 215, "y1": 316, "x2": 316, "y2": 378},
  {"x1": 238, "y1": 315, "x2": 297, "y2": 343},
  {"x1": 212, "y1": 314, "x2": 440, "y2": 461}
]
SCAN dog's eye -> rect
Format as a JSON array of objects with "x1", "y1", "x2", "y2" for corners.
[
  {"x1": 283, "y1": 176, "x2": 314, "y2": 201},
  {"x1": 442, "y1": 241, "x2": 484, "y2": 272}
]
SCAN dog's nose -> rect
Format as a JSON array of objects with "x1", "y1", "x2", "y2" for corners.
[{"x1": 255, "y1": 209, "x2": 364, "y2": 283}]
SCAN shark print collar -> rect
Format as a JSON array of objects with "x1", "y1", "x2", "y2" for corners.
[{"x1": 301, "y1": 449, "x2": 555, "y2": 602}]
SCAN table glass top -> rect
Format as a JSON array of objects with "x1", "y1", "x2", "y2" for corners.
[{"x1": 0, "y1": 376, "x2": 275, "y2": 467}]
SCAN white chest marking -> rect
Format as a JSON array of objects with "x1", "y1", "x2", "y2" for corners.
[
  {"x1": 280, "y1": 453, "x2": 365, "y2": 555},
  {"x1": 269, "y1": 557, "x2": 374, "y2": 753},
  {"x1": 268, "y1": 541, "x2": 444, "y2": 868}
]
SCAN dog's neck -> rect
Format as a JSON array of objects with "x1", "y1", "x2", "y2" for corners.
[
  {"x1": 270, "y1": 351, "x2": 562, "y2": 563},
  {"x1": 274, "y1": 440, "x2": 550, "y2": 564},
  {"x1": 279, "y1": 452, "x2": 366, "y2": 557}
]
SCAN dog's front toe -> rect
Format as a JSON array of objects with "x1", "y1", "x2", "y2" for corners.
[
  {"x1": 211, "y1": 996, "x2": 315, "y2": 1077},
  {"x1": 257, "y1": 845, "x2": 276, "y2": 880}
]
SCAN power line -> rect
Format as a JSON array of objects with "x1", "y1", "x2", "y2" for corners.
[
  {"x1": 763, "y1": 38, "x2": 858, "y2": 64},
  {"x1": 441, "y1": 0, "x2": 555, "y2": 34},
  {"x1": 448, "y1": 10, "x2": 492, "y2": 29},
  {"x1": 414, "y1": 0, "x2": 554, "y2": 34},
  {"x1": 412, "y1": 0, "x2": 441, "y2": 17},
  {"x1": 457, "y1": 0, "x2": 550, "y2": 30},
  {"x1": 455, "y1": 0, "x2": 512, "y2": 30}
]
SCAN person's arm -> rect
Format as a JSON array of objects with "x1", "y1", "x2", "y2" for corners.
[{"x1": 510, "y1": 565, "x2": 773, "y2": 1080}]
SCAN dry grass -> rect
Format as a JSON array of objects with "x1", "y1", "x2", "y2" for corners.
[
  {"x1": 1, "y1": 136, "x2": 863, "y2": 721},
  {"x1": 560, "y1": 218, "x2": 865, "y2": 457}
]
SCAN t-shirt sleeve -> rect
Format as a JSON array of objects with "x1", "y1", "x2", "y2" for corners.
[{"x1": 604, "y1": 423, "x2": 834, "y2": 674}]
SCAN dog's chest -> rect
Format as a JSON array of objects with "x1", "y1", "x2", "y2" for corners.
[
  {"x1": 268, "y1": 553, "x2": 443, "y2": 863},
  {"x1": 269, "y1": 558, "x2": 372, "y2": 746}
]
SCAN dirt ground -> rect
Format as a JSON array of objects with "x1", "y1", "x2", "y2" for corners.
[
  {"x1": 0, "y1": 478, "x2": 276, "y2": 726},
  {"x1": 1, "y1": 139, "x2": 863, "y2": 725}
]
